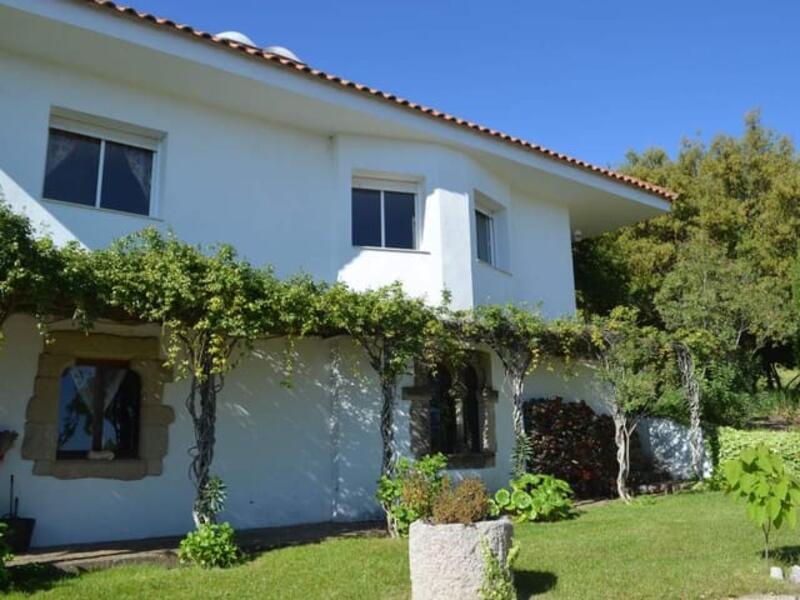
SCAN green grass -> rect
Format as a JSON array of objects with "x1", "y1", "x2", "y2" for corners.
[{"x1": 6, "y1": 492, "x2": 798, "y2": 599}]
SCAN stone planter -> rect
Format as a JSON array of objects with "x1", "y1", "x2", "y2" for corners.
[{"x1": 409, "y1": 517, "x2": 513, "y2": 600}]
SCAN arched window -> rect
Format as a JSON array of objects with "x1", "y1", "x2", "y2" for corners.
[
  {"x1": 57, "y1": 360, "x2": 141, "y2": 460},
  {"x1": 429, "y1": 365, "x2": 482, "y2": 456}
]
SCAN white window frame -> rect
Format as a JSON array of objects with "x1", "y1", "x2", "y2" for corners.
[
  {"x1": 352, "y1": 176, "x2": 421, "y2": 250},
  {"x1": 43, "y1": 113, "x2": 162, "y2": 218},
  {"x1": 475, "y1": 207, "x2": 495, "y2": 265}
]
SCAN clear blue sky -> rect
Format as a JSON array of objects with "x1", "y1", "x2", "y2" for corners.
[{"x1": 130, "y1": 0, "x2": 800, "y2": 167}]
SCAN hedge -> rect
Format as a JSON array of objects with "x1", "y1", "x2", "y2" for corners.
[{"x1": 709, "y1": 426, "x2": 800, "y2": 476}]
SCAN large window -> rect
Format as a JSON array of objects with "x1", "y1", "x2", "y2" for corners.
[
  {"x1": 57, "y1": 361, "x2": 141, "y2": 460},
  {"x1": 43, "y1": 120, "x2": 157, "y2": 216},
  {"x1": 352, "y1": 180, "x2": 417, "y2": 249},
  {"x1": 475, "y1": 209, "x2": 495, "y2": 264}
]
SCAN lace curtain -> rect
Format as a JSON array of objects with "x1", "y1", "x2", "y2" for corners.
[
  {"x1": 121, "y1": 145, "x2": 152, "y2": 200},
  {"x1": 46, "y1": 131, "x2": 78, "y2": 176},
  {"x1": 67, "y1": 366, "x2": 126, "y2": 450}
]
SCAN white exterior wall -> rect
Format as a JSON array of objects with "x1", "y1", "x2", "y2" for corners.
[
  {"x1": 0, "y1": 49, "x2": 578, "y2": 315},
  {"x1": 0, "y1": 317, "x2": 515, "y2": 547}
]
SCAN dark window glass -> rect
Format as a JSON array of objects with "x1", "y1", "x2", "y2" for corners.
[
  {"x1": 463, "y1": 366, "x2": 482, "y2": 453},
  {"x1": 429, "y1": 365, "x2": 482, "y2": 455},
  {"x1": 101, "y1": 141, "x2": 153, "y2": 215},
  {"x1": 475, "y1": 210, "x2": 493, "y2": 263},
  {"x1": 57, "y1": 362, "x2": 141, "y2": 460},
  {"x1": 352, "y1": 188, "x2": 382, "y2": 246},
  {"x1": 384, "y1": 191, "x2": 415, "y2": 249},
  {"x1": 43, "y1": 129, "x2": 101, "y2": 206},
  {"x1": 430, "y1": 368, "x2": 457, "y2": 455}
]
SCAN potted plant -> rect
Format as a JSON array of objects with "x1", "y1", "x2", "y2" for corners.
[
  {"x1": 1, "y1": 475, "x2": 36, "y2": 553},
  {"x1": 408, "y1": 478, "x2": 515, "y2": 600}
]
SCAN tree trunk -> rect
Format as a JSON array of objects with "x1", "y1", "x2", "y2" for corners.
[
  {"x1": 676, "y1": 344, "x2": 704, "y2": 480},
  {"x1": 188, "y1": 355, "x2": 219, "y2": 527},
  {"x1": 380, "y1": 373, "x2": 397, "y2": 479},
  {"x1": 510, "y1": 373, "x2": 525, "y2": 438},
  {"x1": 611, "y1": 404, "x2": 632, "y2": 503}
]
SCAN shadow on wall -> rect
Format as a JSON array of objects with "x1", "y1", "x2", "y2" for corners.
[{"x1": 209, "y1": 338, "x2": 384, "y2": 529}]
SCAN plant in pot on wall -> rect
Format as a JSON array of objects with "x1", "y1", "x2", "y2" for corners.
[
  {"x1": 408, "y1": 476, "x2": 517, "y2": 600},
  {"x1": 0, "y1": 431, "x2": 17, "y2": 461}
]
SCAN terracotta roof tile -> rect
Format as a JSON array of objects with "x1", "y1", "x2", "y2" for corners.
[{"x1": 79, "y1": 0, "x2": 676, "y2": 202}]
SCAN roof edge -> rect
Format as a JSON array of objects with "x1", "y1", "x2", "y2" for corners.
[{"x1": 78, "y1": 0, "x2": 677, "y2": 202}]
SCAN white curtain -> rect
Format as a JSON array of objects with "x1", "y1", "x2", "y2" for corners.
[
  {"x1": 68, "y1": 366, "x2": 126, "y2": 449},
  {"x1": 69, "y1": 366, "x2": 96, "y2": 410},
  {"x1": 122, "y1": 145, "x2": 152, "y2": 199},
  {"x1": 46, "y1": 131, "x2": 77, "y2": 176}
]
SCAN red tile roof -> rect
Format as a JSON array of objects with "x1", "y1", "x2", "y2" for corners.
[{"x1": 80, "y1": 0, "x2": 676, "y2": 202}]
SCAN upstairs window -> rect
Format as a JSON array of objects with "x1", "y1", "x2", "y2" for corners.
[
  {"x1": 43, "y1": 117, "x2": 157, "y2": 216},
  {"x1": 475, "y1": 208, "x2": 495, "y2": 264},
  {"x1": 57, "y1": 360, "x2": 141, "y2": 460},
  {"x1": 352, "y1": 179, "x2": 417, "y2": 249}
]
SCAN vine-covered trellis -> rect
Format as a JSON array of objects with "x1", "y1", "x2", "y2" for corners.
[{"x1": 0, "y1": 199, "x2": 690, "y2": 523}]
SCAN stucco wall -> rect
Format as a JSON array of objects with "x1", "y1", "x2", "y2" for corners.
[
  {"x1": 0, "y1": 317, "x2": 517, "y2": 547},
  {"x1": 0, "y1": 48, "x2": 578, "y2": 316}
]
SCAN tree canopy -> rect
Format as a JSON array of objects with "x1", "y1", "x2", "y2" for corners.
[{"x1": 575, "y1": 111, "x2": 800, "y2": 417}]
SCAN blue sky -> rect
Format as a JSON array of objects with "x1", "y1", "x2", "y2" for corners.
[{"x1": 130, "y1": 0, "x2": 800, "y2": 167}]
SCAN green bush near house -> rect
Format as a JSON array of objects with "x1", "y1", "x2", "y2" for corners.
[
  {"x1": 178, "y1": 523, "x2": 241, "y2": 569},
  {"x1": 709, "y1": 427, "x2": 800, "y2": 481},
  {"x1": 489, "y1": 473, "x2": 574, "y2": 523}
]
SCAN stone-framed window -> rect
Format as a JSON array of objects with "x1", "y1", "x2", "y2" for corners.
[
  {"x1": 22, "y1": 332, "x2": 173, "y2": 480},
  {"x1": 402, "y1": 352, "x2": 498, "y2": 469}
]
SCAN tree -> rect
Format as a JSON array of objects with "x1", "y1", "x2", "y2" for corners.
[
  {"x1": 324, "y1": 283, "x2": 437, "y2": 480},
  {"x1": 586, "y1": 307, "x2": 668, "y2": 502},
  {"x1": 575, "y1": 112, "x2": 800, "y2": 395},
  {"x1": 97, "y1": 229, "x2": 280, "y2": 525},
  {"x1": 655, "y1": 232, "x2": 772, "y2": 478},
  {"x1": 466, "y1": 304, "x2": 546, "y2": 476}
]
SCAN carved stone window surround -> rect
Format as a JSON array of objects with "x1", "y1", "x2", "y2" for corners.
[{"x1": 21, "y1": 331, "x2": 174, "y2": 480}]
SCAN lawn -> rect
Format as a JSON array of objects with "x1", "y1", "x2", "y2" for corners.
[{"x1": 6, "y1": 492, "x2": 797, "y2": 599}]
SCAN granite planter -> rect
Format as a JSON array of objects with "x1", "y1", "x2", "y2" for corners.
[{"x1": 408, "y1": 517, "x2": 513, "y2": 600}]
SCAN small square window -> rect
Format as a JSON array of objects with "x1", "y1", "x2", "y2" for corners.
[
  {"x1": 43, "y1": 121, "x2": 156, "y2": 216},
  {"x1": 475, "y1": 209, "x2": 494, "y2": 264},
  {"x1": 351, "y1": 182, "x2": 417, "y2": 250}
]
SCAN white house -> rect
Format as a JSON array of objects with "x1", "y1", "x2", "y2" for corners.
[{"x1": 0, "y1": 0, "x2": 675, "y2": 548}]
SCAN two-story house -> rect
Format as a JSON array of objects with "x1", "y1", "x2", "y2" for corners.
[{"x1": 0, "y1": 0, "x2": 672, "y2": 547}]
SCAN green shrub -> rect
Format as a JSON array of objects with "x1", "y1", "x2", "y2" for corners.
[
  {"x1": 0, "y1": 522, "x2": 11, "y2": 589},
  {"x1": 431, "y1": 478, "x2": 490, "y2": 525},
  {"x1": 489, "y1": 474, "x2": 574, "y2": 522},
  {"x1": 479, "y1": 536, "x2": 519, "y2": 600},
  {"x1": 722, "y1": 443, "x2": 800, "y2": 560},
  {"x1": 710, "y1": 427, "x2": 800, "y2": 482},
  {"x1": 376, "y1": 453, "x2": 447, "y2": 537},
  {"x1": 178, "y1": 522, "x2": 241, "y2": 569}
]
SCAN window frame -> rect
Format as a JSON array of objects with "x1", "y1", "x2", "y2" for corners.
[
  {"x1": 351, "y1": 176, "x2": 421, "y2": 251},
  {"x1": 43, "y1": 114, "x2": 161, "y2": 218},
  {"x1": 56, "y1": 358, "x2": 142, "y2": 461},
  {"x1": 475, "y1": 207, "x2": 495, "y2": 265}
]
